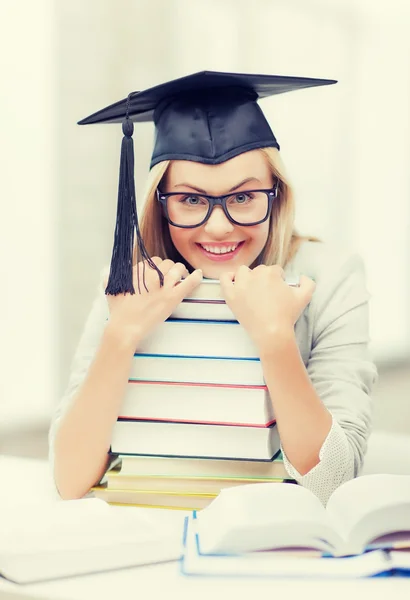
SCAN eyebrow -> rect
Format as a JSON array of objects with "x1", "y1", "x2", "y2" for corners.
[{"x1": 173, "y1": 177, "x2": 262, "y2": 194}]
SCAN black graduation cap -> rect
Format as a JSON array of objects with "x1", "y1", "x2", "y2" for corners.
[{"x1": 78, "y1": 71, "x2": 337, "y2": 295}]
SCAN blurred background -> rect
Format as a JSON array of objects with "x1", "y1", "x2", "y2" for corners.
[{"x1": 0, "y1": 0, "x2": 409, "y2": 459}]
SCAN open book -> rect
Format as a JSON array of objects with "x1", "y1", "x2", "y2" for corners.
[
  {"x1": 182, "y1": 516, "x2": 410, "y2": 578},
  {"x1": 189, "y1": 474, "x2": 410, "y2": 557},
  {"x1": 0, "y1": 498, "x2": 184, "y2": 584}
]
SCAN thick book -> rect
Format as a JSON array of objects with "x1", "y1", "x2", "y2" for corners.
[
  {"x1": 91, "y1": 486, "x2": 217, "y2": 510},
  {"x1": 129, "y1": 354, "x2": 265, "y2": 386},
  {"x1": 111, "y1": 420, "x2": 280, "y2": 460},
  {"x1": 177, "y1": 277, "x2": 300, "y2": 302},
  {"x1": 106, "y1": 471, "x2": 290, "y2": 494},
  {"x1": 0, "y1": 498, "x2": 184, "y2": 584},
  {"x1": 136, "y1": 319, "x2": 259, "y2": 359},
  {"x1": 116, "y1": 452, "x2": 286, "y2": 479},
  {"x1": 184, "y1": 474, "x2": 410, "y2": 557},
  {"x1": 182, "y1": 514, "x2": 410, "y2": 577},
  {"x1": 171, "y1": 278, "x2": 299, "y2": 321},
  {"x1": 119, "y1": 380, "x2": 274, "y2": 427}
]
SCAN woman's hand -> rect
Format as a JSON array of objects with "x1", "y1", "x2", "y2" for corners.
[
  {"x1": 103, "y1": 257, "x2": 203, "y2": 347},
  {"x1": 219, "y1": 265, "x2": 315, "y2": 352}
]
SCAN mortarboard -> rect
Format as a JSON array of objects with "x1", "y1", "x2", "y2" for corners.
[{"x1": 78, "y1": 71, "x2": 337, "y2": 295}]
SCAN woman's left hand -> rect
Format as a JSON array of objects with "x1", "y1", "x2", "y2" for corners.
[{"x1": 219, "y1": 265, "x2": 316, "y2": 352}]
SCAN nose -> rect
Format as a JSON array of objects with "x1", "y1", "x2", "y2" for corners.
[{"x1": 203, "y1": 206, "x2": 234, "y2": 237}]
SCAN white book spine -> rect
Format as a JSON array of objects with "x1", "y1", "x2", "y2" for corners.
[
  {"x1": 119, "y1": 382, "x2": 274, "y2": 426},
  {"x1": 138, "y1": 320, "x2": 259, "y2": 359},
  {"x1": 129, "y1": 355, "x2": 265, "y2": 386},
  {"x1": 111, "y1": 421, "x2": 279, "y2": 461},
  {"x1": 171, "y1": 301, "x2": 236, "y2": 321}
]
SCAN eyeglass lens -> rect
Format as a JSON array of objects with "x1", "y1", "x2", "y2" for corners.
[{"x1": 166, "y1": 191, "x2": 269, "y2": 226}]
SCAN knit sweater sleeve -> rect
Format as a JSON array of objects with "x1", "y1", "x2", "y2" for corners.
[{"x1": 280, "y1": 253, "x2": 378, "y2": 505}]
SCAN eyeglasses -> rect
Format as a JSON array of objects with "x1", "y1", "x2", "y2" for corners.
[{"x1": 156, "y1": 182, "x2": 279, "y2": 228}]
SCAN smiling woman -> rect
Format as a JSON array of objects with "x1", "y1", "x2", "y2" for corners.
[{"x1": 49, "y1": 71, "x2": 377, "y2": 505}]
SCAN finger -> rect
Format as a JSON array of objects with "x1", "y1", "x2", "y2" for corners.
[
  {"x1": 297, "y1": 275, "x2": 316, "y2": 302},
  {"x1": 219, "y1": 270, "x2": 235, "y2": 301},
  {"x1": 148, "y1": 256, "x2": 163, "y2": 266},
  {"x1": 162, "y1": 262, "x2": 190, "y2": 288},
  {"x1": 269, "y1": 264, "x2": 285, "y2": 279},
  {"x1": 134, "y1": 257, "x2": 172, "y2": 283},
  {"x1": 135, "y1": 258, "x2": 185, "y2": 278},
  {"x1": 134, "y1": 256, "x2": 163, "y2": 274},
  {"x1": 133, "y1": 258, "x2": 164, "y2": 293},
  {"x1": 160, "y1": 259, "x2": 187, "y2": 277},
  {"x1": 232, "y1": 264, "x2": 250, "y2": 288},
  {"x1": 133, "y1": 255, "x2": 162, "y2": 268},
  {"x1": 172, "y1": 269, "x2": 203, "y2": 300}
]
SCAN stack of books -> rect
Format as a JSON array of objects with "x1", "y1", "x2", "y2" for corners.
[{"x1": 92, "y1": 279, "x2": 296, "y2": 509}]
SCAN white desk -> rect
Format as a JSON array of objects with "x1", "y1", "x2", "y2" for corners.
[{"x1": 0, "y1": 456, "x2": 409, "y2": 600}]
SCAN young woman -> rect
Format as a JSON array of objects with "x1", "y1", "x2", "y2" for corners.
[{"x1": 49, "y1": 72, "x2": 377, "y2": 505}]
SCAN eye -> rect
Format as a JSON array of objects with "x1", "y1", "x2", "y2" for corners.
[
  {"x1": 180, "y1": 195, "x2": 205, "y2": 206},
  {"x1": 233, "y1": 193, "x2": 253, "y2": 204}
]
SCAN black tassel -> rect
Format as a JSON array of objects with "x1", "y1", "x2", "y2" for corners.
[{"x1": 105, "y1": 100, "x2": 164, "y2": 296}]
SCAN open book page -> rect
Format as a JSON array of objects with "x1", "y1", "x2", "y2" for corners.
[
  {"x1": 0, "y1": 499, "x2": 186, "y2": 583},
  {"x1": 0, "y1": 498, "x2": 184, "y2": 554},
  {"x1": 182, "y1": 514, "x2": 395, "y2": 578},
  {"x1": 195, "y1": 482, "x2": 342, "y2": 555},
  {"x1": 389, "y1": 550, "x2": 410, "y2": 573},
  {"x1": 326, "y1": 474, "x2": 410, "y2": 555}
]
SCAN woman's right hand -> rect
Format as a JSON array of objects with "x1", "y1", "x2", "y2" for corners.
[{"x1": 103, "y1": 257, "x2": 202, "y2": 347}]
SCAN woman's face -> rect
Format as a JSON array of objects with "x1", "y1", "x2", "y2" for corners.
[{"x1": 163, "y1": 150, "x2": 273, "y2": 279}]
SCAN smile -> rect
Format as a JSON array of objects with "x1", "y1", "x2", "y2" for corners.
[{"x1": 196, "y1": 241, "x2": 245, "y2": 261}]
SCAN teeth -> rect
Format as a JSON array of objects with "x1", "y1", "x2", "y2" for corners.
[{"x1": 201, "y1": 244, "x2": 239, "y2": 254}]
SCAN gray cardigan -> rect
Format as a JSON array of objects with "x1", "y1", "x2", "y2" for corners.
[{"x1": 48, "y1": 240, "x2": 377, "y2": 505}]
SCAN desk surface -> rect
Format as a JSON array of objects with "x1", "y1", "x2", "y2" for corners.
[{"x1": 0, "y1": 455, "x2": 408, "y2": 600}]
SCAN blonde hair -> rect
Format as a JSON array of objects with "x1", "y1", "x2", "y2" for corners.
[{"x1": 135, "y1": 147, "x2": 319, "y2": 269}]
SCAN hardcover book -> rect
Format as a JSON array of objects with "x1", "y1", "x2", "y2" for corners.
[
  {"x1": 116, "y1": 452, "x2": 286, "y2": 479},
  {"x1": 129, "y1": 354, "x2": 265, "y2": 386},
  {"x1": 111, "y1": 420, "x2": 280, "y2": 461},
  {"x1": 136, "y1": 319, "x2": 259, "y2": 359},
  {"x1": 119, "y1": 380, "x2": 274, "y2": 427}
]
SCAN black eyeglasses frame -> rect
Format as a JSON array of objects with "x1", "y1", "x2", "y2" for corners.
[{"x1": 156, "y1": 182, "x2": 280, "y2": 229}]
